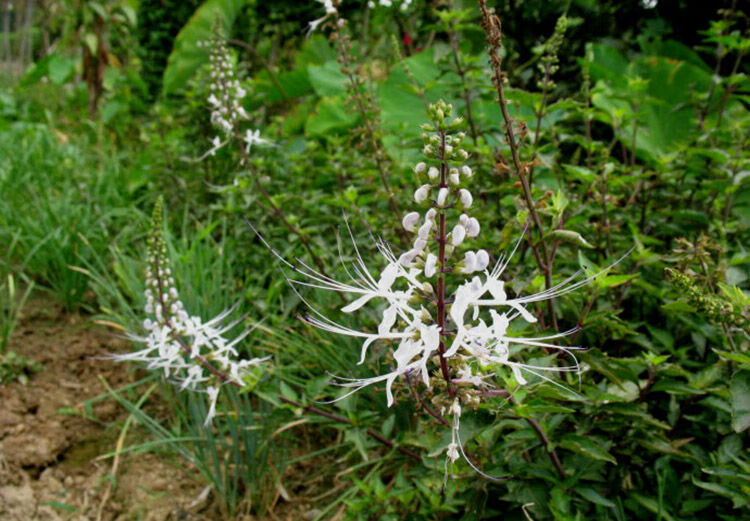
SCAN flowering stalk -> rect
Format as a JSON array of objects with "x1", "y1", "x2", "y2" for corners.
[
  {"x1": 196, "y1": 33, "x2": 331, "y2": 276},
  {"x1": 326, "y1": 5, "x2": 404, "y2": 224},
  {"x1": 111, "y1": 198, "x2": 266, "y2": 425}
]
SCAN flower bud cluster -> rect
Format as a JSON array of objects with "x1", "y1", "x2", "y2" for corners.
[
  {"x1": 401, "y1": 101, "x2": 488, "y2": 277},
  {"x1": 199, "y1": 37, "x2": 248, "y2": 139},
  {"x1": 537, "y1": 15, "x2": 567, "y2": 91}
]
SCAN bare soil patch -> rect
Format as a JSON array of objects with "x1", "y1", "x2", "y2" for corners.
[{"x1": 0, "y1": 300, "x2": 210, "y2": 521}]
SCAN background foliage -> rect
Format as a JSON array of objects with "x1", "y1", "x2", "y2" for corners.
[{"x1": 0, "y1": 0, "x2": 748, "y2": 519}]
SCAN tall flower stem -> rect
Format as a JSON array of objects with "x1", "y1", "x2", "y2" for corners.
[
  {"x1": 478, "y1": 0, "x2": 558, "y2": 331},
  {"x1": 332, "y1": 15, "x2": 403, "y2": 226},
  {"x1": 436, "y1": 130, "x2": 455, "y2": 397}
]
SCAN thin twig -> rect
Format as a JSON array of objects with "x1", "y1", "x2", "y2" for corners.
[{"x1": 508, "y1": 395, "x2": 567, "y2": 480}]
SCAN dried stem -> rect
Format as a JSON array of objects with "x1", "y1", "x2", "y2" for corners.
[{"x1": 478, "y1": 0, "x2": 557, "y2": 330}]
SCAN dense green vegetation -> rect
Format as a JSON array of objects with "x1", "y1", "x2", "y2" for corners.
[{"x1": 1, "y1": 0, "x2": 748, "y2": 519}]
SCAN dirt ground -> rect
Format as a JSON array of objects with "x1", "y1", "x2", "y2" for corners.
[
  {"x1": 0, "y1": 299, "x2": 217, "y2": 521},
  {"x1": 0, "y1": 299, "x2": 345, "y2": 521}
]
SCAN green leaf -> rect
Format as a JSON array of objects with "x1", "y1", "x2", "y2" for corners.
[
  {"x1": 305, "y1": 96, "x2": 359, "y2": 137},
  {"x1": 577, "y1": 487, "x2": 616, "y2": 508},
  {"x1": 692, "y1": 478, "x2": 749, "y2": 508},
  {"x1": 562, "y1": 164, "x2": 596, "y2": 183},
  {"x1": 630, "y1": 493, "x2": 676, "y2": 521},
  {"x1": 596, "y1": 274, "x2": 637, "y2": 289},
  {"x1": 730, "y1": 371, "x2": 750, "y2": 433},
  {"x1": 559, "y1": 434, "x2": 616, "y2": 464},
  {"x1": 715, "y1": 350, "x2": 750, "y2": 369},
  {"x1": 162, "y1": 0, "x2": 247, "y2": 94},
  {"x1": 279, "y1": 381, "x2": 298, "y2": 402},
  {"x1": 307, "y1": 61, "x2": 348, "y2": 97},
  {"x1": 547, "y1": 229, "x2": 593, "y2": 248},
  {"x1": 84, "y1": 33, "x2": 99, "y2": 55},
  {"x1": 42, "y1": 501, "x2": 76, "y2": 513}
]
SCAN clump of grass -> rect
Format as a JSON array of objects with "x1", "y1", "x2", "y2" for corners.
[{"x1": 0, "y1": 122, "x2": 145, "y2": 311}]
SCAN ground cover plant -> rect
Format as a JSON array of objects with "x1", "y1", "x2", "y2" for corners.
[{"x1": 1, "y1": 1, "x2": 749, "y2": 520}]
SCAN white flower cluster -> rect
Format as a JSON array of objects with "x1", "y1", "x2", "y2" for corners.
[
  {"x1": 112, "y1": 202, "x2": 266, "y2": 425},
  {"x1": 367, "y1": 0, "x2": 413, "y2": 11},
  {"x1": 205, "y1": 38, "x2": 248, "y2": 138},
  {"x1": 259, "y1": 101, "x2": 616, "y2": 468},
  {"x1": 199, "y1": 37, "x2": 269, "y2": 158}
]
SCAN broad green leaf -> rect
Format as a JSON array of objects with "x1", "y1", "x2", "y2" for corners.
[
  {"x1": 305, "y1": 96, "x2": 359, "y2": 137},
  {"x1": 307, "y1": 61, "x2": 348, "y2": 97}
]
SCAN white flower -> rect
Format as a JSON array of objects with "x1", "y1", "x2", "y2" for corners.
[
  {"x1": 414, "y1": 162, "x2": 427, "y2": 174},
  {"x1": 417, "y1": 220, "x2": 433, "y2": 239},
  {"x1": 461, "y1": 251, "x2": 477, "y2": 274},
  {"x1": 402, "y1": 211, "x2": 420, "y2": 232},
  {"x1": 458, "y1": 189, "x2": 473, "y2": 208},
  {"x1": 475, "y1": 249, "x2": 490, "y2": 271},
  {"x1": 244, "y1": 128, "x2": 271, "y2": 153},
  {"x1": 437, "y1": 187, "x2": 449, "y2": 206},
  {"x1": 424, "y1": 253, "x2": 438, "y2": 278},
  {"x1": 452, "y1": 224, "x2": 466, "y2": 246},
  {"x1": 465, "y1": 217, "x2": 480, "y2": 237},
  {"x1": 446, "y1": 442, "x2": 460, "y2": 463},
  {"x1": 307, "y1": 0, "x2": 336, "y2": 34},
  {"x1": 205, "y1": 386, "x2": 220, "y2": 425},
  {"x1": 427, "y1": 166, "x2": 440, "y2": 180},
  {"x1": 414, "y1": 184, "x2": 431, "y2": 203},
  {"x1": 460, "y1": 165, "x2": 473, "y2": 177}
]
